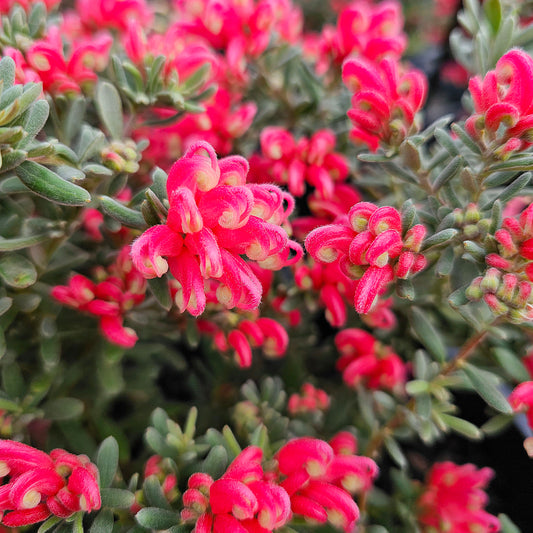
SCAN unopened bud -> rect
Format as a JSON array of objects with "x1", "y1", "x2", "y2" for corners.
[{"x1": 480, "y1": 268, "x2": 501, "y2": 293}]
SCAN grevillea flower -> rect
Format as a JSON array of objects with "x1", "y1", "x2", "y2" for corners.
[
  {"x1": 181, "y1": 446, "x2": 291, "y2": 532},
  {"x1": 466, "y1": 203, "x2": 533, "y2": 323},
  {"x1": 342, "y1": 56, "x2": 427, "y2": 151},
  {"x1": 287, "y1": 383, "x2": 330, "y2": 415},
  {"x1": 335, "y1": 328, "x2": 406, "y2": 392},
  {"x1": 249, "y1": 128, "x2": 350, "y2": 198},
  {"x1": 276, "y1": 437, "x2": 378, "y2": 532},
  {"x1": 305, "y1": 0, "x2": 406, "y2": 76},
  {"x1": 509, "y1": 381, "x2": 533, "y2": 430},
  {"x1": 0, "y1": 440, "x2": 100, "y2": 527},
  {"x1": 305, "y1": 202, "x2": 426, "y2": 314},
  {"x1": 131, "y1": 141, "x2": 302, "y2": 317},
  {"x1": 74, "y1": 0, "x2": 153, "y2": 32},
  {"x1": 466, "y1": 49, "x2": 533, "y2": 158},
  {"x1": 51, "y1": 246, "x2": 146, "y2": 348},
  {"x1": 417, "y1": 462, "x2": 500, "y2": 533}
]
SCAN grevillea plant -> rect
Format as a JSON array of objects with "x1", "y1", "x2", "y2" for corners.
[{"x1": 3, "y1": 0, "x2": 533, "y2": 532}]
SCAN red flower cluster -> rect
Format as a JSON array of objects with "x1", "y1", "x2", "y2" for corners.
[
  {"x1": 304, "y1": 0, "x2": 406, "y2": 75},
  {"x1": 196, "y1": 314, "x2": 289, "y2": 368},
  {"x1": 287, "y1": 383, "x2": 330, "y2": 415},
  {"x1": 342, "y1": 56, "x2": 428, "y2": 151},
  {"x1": 467, "y1": 49, "x2": 533, "y2": 158},
  {"x1": 182, "y1": 438, "x2": 377, "y2": 533},
  {"x1": 335, "y1": 328, "x2": 406, "y2": 392},
  {"x1": 131, "y1": 141, "x2": 302, "y2": 317},
  {"x1": 51, "y1": 246, "x2": 146, "y2": 348},
  {"x1": 417, "y1": 462, "x2": 500, "y2": 533},
  {"x1": 305, "y1": 202, "x2": 426, "y2": 314},
  {"x1": 249, "y1": 127, "x2": 350, "y2": 198},
  {"x1": 509, "y1": 381, "x2": 533, "y2": 430},
  {"x1": 467, "y1": 203, "x2": 533, "y2": 322},
  {"x1": 6, "y1": 26, "x2": 111, "y2": 95},
  {"x1": 0, "y1": 440, "x2": 100, "y2": 527}
]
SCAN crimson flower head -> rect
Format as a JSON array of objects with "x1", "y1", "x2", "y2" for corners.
[
  {"x1": 0, "y1": 440, "x2": 100, "y2": 527},
  {"x1": 342, "y1": 56, "x2": 427, "y2": 151},
  {"x1": 131, "y1": 141, "x2": 302, "y2": 317},
  {"x1": 467, "y1": 48, "x2": 533, "y2": 158},
  {"x1": 417, "y1": 462, "x2": 500, "y2": 533},
  {"x1": 305, "y1": 201, "x2": 426, "y2": 314}
]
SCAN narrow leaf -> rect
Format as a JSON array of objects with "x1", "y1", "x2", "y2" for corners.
[
  {"x1": 135, "y1": 508, "x2": 179, "y2": 530},
  {"x1": 410, "y1": 308, "x2": 447, "y2": 363},
  {"x1": 95, "y1": 82, "x2": 123, "y2": 139},
  {"x1": 89, "y1": 509, "x2": 114, "y2": 533},
  {"x1": 100, "y1": 488, "x2": 135, "y2": 509},
  {"x1": 96, "y1": 436, "x2": 119, "y2": 488},
  {"x1": 440, "y1": 413, "x2": 483, "y2": 439},
  {"x1": 98, "y1": 195, "x2": 147, "y2": 230},
  {"x1": 0, "y1": 253, "x2": 37, "y2": 288}
]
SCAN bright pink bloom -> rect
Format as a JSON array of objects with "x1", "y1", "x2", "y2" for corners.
[
  {"x1": 305, "y1": 202, "x2": 426, "y2": 314},
  {"x1": 0, "y1": 0, "x2": 58, "y2": 12},
  {"x1": 249, "y1": 128, "x2": 349, "y2": 198},
  {"x1": 51, "y1": 246, "x2": 146, "y2": 348},
  {"x1": 335, "y1": 328, "x2": 406, "y2": 392},
  {"x1": 417, "y1": 462, "x2": 500, "y2": 533},
  {"x1": 342, "y1": 56, "x2": 428, "y2": 151},
  {"x1": 509, "y1": 381, "x2": 533, "y2": 430},
  {"x1": 131, "y1": 141, "x2": 302, "y2": 317},
  {"x1": 288, "y1": 383, "x2": 330, "y2": 415},
  {"x1": 74, "y1": 0, "x2": 152, "y2": 32},
  {"x1": 466, "y1": 49, "x2": 533, "y2": 158},
  {"x1": 0, "y1": 441, "x2": 100, "y2": 527}
]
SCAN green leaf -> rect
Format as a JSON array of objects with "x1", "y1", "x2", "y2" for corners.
[
  {"x1": 484, "y1": 0, "x2": 502, "y2": 33},
  {"x1": 89, "y1": 509, "x2": 114, "y2": 533},
  {"x1": 462, "y1": 362, "x2": 513, "y2": 414},
  {"x1": 0, "y1": 232, "x2": 51, "y2": 252},
  {"x1": 179, "y1": 63, "x2": 212, "y2": 96},
  {"x1": 492, "y1": 347, "x2": 530, "y2": 382},
  {"x1": 0, "y1": 297, "x2": 12, "y2": 316},
  {"x1": 384, "y1": 436, "x2": 407, "y2": 469},
  {"x1": 100, "y1": 488, "x2": 135, "y2": 509},
  {"x1": 434, "y1": 127, "x2": 460, "y2": 157},
  {"x1": 98, "y1": 195, "x2": 147, "y2": 230},
  {"x1": 96, "y1": 436, "x2": 120, "y2": 488},
  {"x1": 410, "y1": 309, "x2": 447, "y2": 363},
  {"x1": 43, "y1": 397, "x2": 85, "y2": 420},
  {"x1": 432, "y1": 155, "x2": 462, "y2": 192},
  {"x1": 202, "y1": 445, "x2": 228, "y2": 479},
  {"x1": 0, "y1": 57, "x2": 15, "y2": 94},
  {"x1": 37, "y1": 515, "x2": 63, "y2": 533},
  {"x1": 481, "y1": 414, "x2": 513, "y2": 435},
  {"x1": 17, "y1": 99, "x2": 49, "y2": 149},
  {"x1": 95, "y1": 82, "x2": 123, "y2": 139},
  {"x1": 2, "y1": 363, "x2": 25, "y2": 399},
  {"x1": 0, "y1": 253, "x2": 37, "y2": 288},
  {"x1": 421, "y1": 228, "x2": 459, "y2": 251},
  {"x1": 147, "y1": 275, "x2": 172, "y2": 311},
  {"x1": 15, "y1": 161, "x2": 91, "y2": 206},
  {"x1": 440, "y1": 413, "x2": 482, "y2": 439},
  {"x1": 143, "y1": 476, "x2": 172, "y2": 510},
  {"x1": 498, "y1": 513, "x2": 522, "y2": 533},
  {"x1": 135, "y1": 508, "x2": 179, "y2": 530},
  {"x1": 0, "y1": 149, "x2": 28, "y2": 173},
  {"x1": 480, "y1": 172, "x2": 531, "y2": 210}
]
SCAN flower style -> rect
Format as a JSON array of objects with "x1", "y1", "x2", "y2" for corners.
[
  {"x1": 466, "y1": 48, "x2": 533, "y2": 158},
  {"x1": 51, "y1": 246, "x2": 146, "y2": 348},
  {"x1": 342, "y1": 56, "x2": 427, "y2": 151},
  {"x1": 417, "y1": 462, "x2": 500, "y2": 533},
  {"x1": 181, "y1": 446, "x2": 291, "y2": 532},
  {"x1": 131, "y1": 141, "x2": 302, "y2": 317},
  {"x1": 335, "y1": 328, "x2": 406, "y2": 392},
  {"x1": 0, "y1": 440, "x2": 100, "y2": 527},
  {"x1": 466, "y1": 203, "x2": 533, "y2": 322},
  {"x1": 249, "y1": 127, "x2": 350, "y2": 198},
  {"x1": 305, "y1": 201, "x2": 427, "y2": 314}
]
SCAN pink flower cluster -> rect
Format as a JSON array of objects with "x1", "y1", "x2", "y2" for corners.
[
  {"x1": 305, "y1": 202, "x2": 426, "y2": 314},
  {"x1": 342, "y1": 56, "x2": 428, "y2": 151},
  {"x1": 467, "y1": 49, "x2": 533, "y2": 158},
  {"x1": 51, "y1": 246, "x2": 146, "y2": 348},
  {"x1": 0, "y1": 440, "x2": 100, "y2": 527},
  {"x1": 196, "y1": 314, "x2": 289, "y2": 368},
  {"x1": 509, "y1": 381, "x2": 533, "y2": 430},
  {"x1": 335, "y1": 328, "x2": 406, "y2": 391},
  {"x1": 6, "y1": 26, "x2": 111, "y2": 95},
  {"x1": 467, "y1": 203, "x2": 533, "y2": 321},
  {"x1": 417, "y1": 462, "x2": 500, "y2": 533},
  {"x1": 74, "y1": 0, "x2": 152, "y2": 32},
  {"x1": 131, "y1": 141, "x2": 302, "y2": 317},
  {"x1": 249, "y1": 127, "x2": 350, "y2": 198},
  {"x1": 304, "y1": 0, "x2": 406, "y2": 75},
  {"x1": 182, "y1": 437, "x2": 377, "y2": 533},
  {"x1": 287, "y1": 383, "x2": 330, "y2": 415}
]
